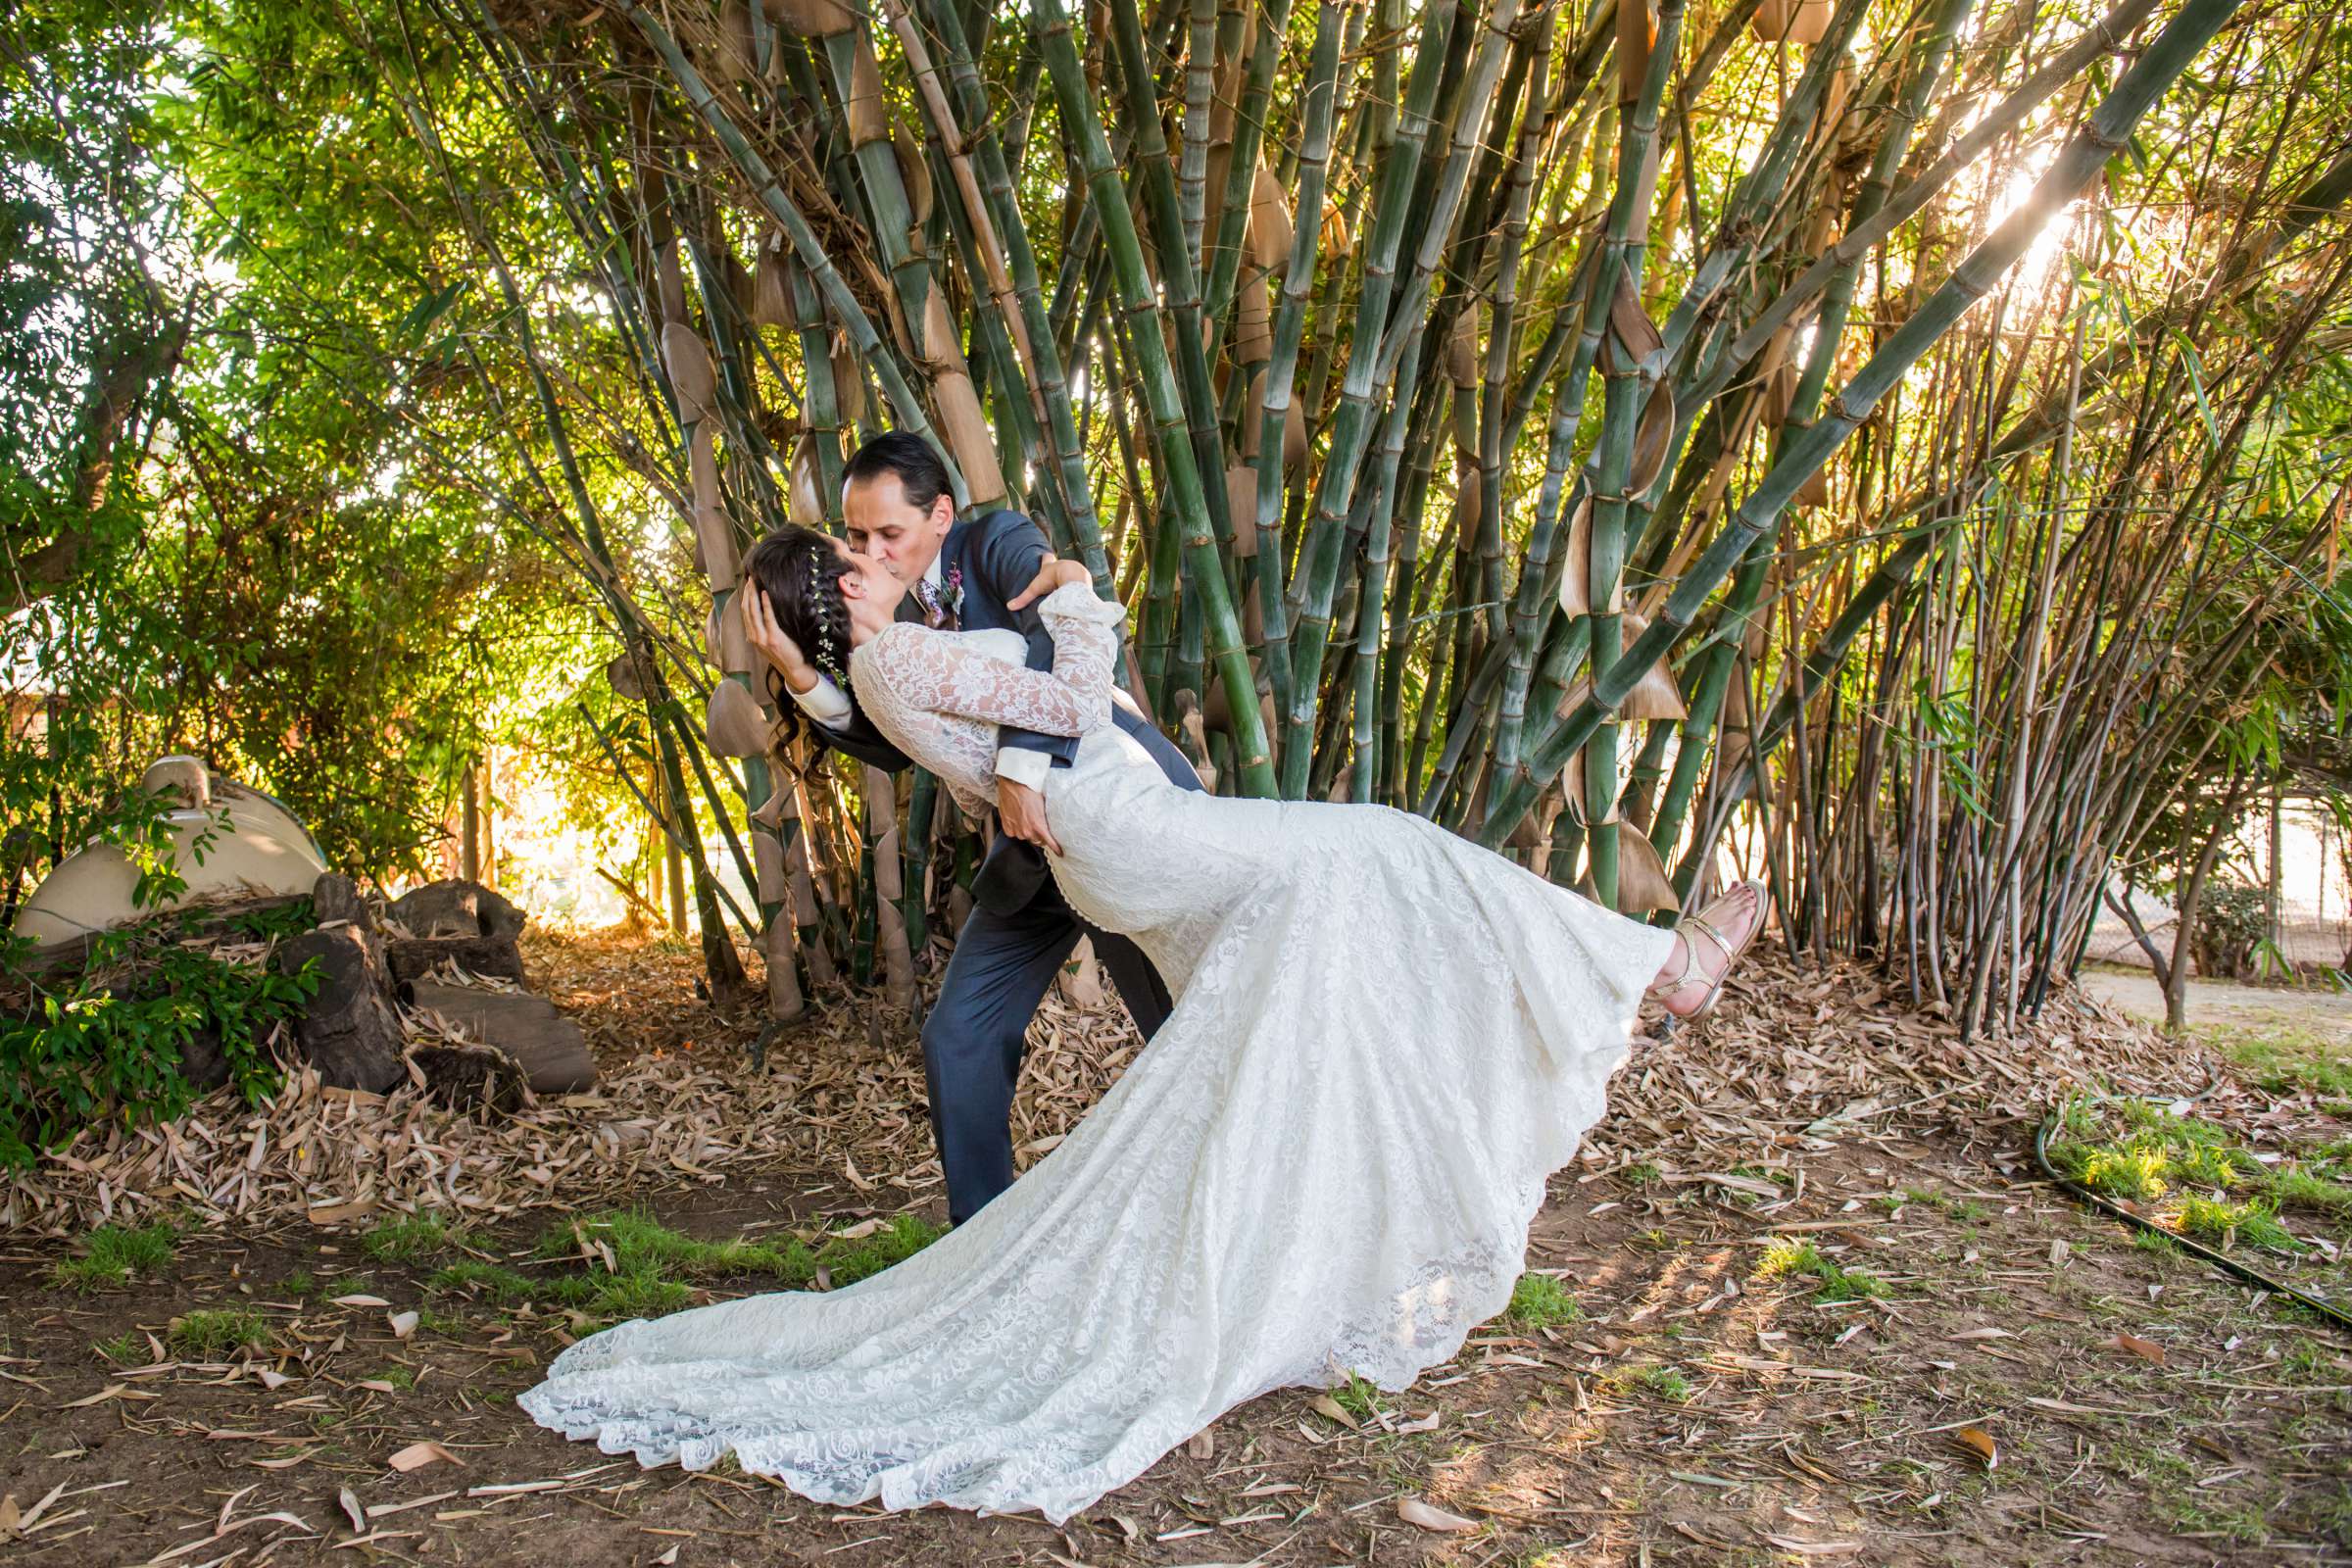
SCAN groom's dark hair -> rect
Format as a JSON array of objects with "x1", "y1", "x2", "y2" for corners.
[{"x1": 843, "y1": 430, "x2": 953, "y2": 514}]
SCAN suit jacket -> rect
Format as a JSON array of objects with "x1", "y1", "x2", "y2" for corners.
[{"x1": 811, "y1": 510, "x2": 1161, "y2": 913}]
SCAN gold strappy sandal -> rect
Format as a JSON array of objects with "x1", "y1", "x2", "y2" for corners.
[{"x1": 1653, "y1": 878, "x2": 1767, "y2": 1018}]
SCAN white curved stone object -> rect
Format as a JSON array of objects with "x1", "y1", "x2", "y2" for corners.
[{"x1": 14, "y1": 761, "x2": 330, "y2": 949}]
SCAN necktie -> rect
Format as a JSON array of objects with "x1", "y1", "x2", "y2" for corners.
[{"x1": 914, "y1": 575, "x2": 951, "y2": 630}]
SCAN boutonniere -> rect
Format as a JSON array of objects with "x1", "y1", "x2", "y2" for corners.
[{"x1": 943, "y1": 564, "x2": 965, "y2": 617}]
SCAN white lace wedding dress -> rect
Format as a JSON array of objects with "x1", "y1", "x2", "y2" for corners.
[{"x1": 519, "y1": 583, "x2": 1680, "y2": 1522}]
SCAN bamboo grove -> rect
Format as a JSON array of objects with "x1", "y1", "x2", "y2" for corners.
[{"x1": 345, "y1": 0, "x2": 2350, "y2": 1037}]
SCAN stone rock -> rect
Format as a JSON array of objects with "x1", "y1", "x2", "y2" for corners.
[
  {"x1": 386, "y1": 879, "x2": 525, "y2": 943},
  {"x1": 401, "y1": 980, "x2": 597, "y2": 1095},
  {"x1": 409, "y1": 1043, "x2": 528, "y2": 1116},
  {"x1": 274, "y1": 926, "x2": 405, "y2": 1093},
  {"x1": 384, "y1": 934, "x2": 525, "y2": 988},
  {"x1": 310, "y1": 872, "x2": 375, "y2": 932},
  {"x1": 175, "y1": 1026, "x2": 230, "y2": 1093}
]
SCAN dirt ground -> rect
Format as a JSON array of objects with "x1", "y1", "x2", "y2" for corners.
[
  {"x1": 2080, "y1": 964, "x2": 2352, "y2": 1047},
  {"x1": 3, "y1": 935, "x2": 2348, "y2": 1567}
]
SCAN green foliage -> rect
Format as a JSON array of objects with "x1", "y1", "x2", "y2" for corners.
[
  {"x1": 1, "y1": 909, "x2": 318, "y2": 1168},
  {"x1": 2192, "y1": 883, "x2": 2271, "y2": 980}
]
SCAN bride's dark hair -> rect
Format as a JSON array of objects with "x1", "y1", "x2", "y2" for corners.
[{"x1": 741, "y1": 524, "x2": 857, "y2": 766}]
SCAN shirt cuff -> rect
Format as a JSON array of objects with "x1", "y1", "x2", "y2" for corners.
[
  {"x1": 790, "y1": 672, "x2": 853, "y2": 727},
  {"x1": 994, "y1": 746, "x2": 1054, "y2": 792}
]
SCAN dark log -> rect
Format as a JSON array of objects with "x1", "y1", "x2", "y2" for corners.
[
  {"x1": 408, "y1": 1043, "x2": 529, "y2": 1115},
  {"x1": 310, "y1": 872, "x2": 375, "y2": 932},
  {"x1": 386, "y1": 879, "x2": 526, "y2": 942},
  {"x1": 400, "y1": 979, "x2": 597, "y2": 1094},
  {"x1": 384, "y1": 934, "x2": 526, "y2": 987},
  {"x1": 273, "y1": 926, "x2": 406, "y2": 1093}
]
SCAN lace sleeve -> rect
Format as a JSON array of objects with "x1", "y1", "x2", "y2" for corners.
[{"x1": 867, "y1": 583, "x2": 1126, "y2": 737}]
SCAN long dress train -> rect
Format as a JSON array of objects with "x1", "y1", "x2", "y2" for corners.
[{"x1": 518, "y1": 583, "x2": 1680, "y2": 1522}]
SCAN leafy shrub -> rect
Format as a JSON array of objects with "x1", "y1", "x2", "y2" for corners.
[
  {"x1": 1, "y1": 906, "x2": 318, "y2": 1168},
  {"x1": 2192, "y1": 882, "x2": 2270, "y2": 979}
]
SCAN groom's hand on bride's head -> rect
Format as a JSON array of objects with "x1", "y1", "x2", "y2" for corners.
[{"x1": 997, "y1": 778, "x2": 1062, "y2": 857}]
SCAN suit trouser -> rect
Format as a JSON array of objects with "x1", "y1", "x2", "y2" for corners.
[{"x1": 920, "y1": 715, "x2": 1202, "y2": 1226}]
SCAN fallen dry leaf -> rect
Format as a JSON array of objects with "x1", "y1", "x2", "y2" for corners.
[
  {"x1": 330, "y1": 1295, "x2": 391, "y2": 1309},
  {"x1": 388, "y1": 1311, "x2": 419, "y2": 1340},
  {"x1": 1764, "y1": 1538, "x2": 1864, "y2": 1557},
  {"x1": 387, "y1": 1441, "x2": 462, "y2": 1473},
  {"x1": 2109, "y1": 1333, "x2": 2166, "y2": 1365},
  {"x1": 60, "y1": 1383, "x2": 156, "y2": 1409},
  {"x1": 1308, "y1": 1394, "x2": 1358, "y2": 1429},
  {"x1": 1398, "y1": 1495, "x2": 1480, "y2": 1532},
  {"x1": 337, "y1": 1488, "x2": 366, "y2": 1534},
  {"x1": 1953, "y1": 1426, "x2": 1998, "y2": 1470}
]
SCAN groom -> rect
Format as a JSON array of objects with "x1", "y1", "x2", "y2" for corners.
[{"x1": 772, "y1": 431, "x2": 1205, "y2": 1226}]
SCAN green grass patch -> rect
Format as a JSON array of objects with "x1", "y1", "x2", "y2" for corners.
[
  {"x1": 95, "y1": 1331, "x2": 144, "y2": 1364},
  {"x1": 2255, "y1": 1162, "x2": 2352, "y2": 1217},
  {"x1": 169, "y1": 1309, "x2": 268, "y2": 1357},
  {"x1": 426, "y1": 1259, "x2": 540, "y2": 1305},
  {"x1": 2052, "y1": 1100, "x2": 2257, "y2": 1202},
  {"x1": 1755, "y1": 1237, "x2": 1889, "y2": 1302},
  {"x1": 1331, "y1": 1371, "x2": 1385, "y2": 1423},
  {"x1": 815, "y1": 1215, "x2": 942, "y2": 1286},
  {"x1": 1635, "y1": 1364, "x2": 1691, "y2": 1402},
  {"x1": 1619, "y1": 1161, "x2": 1663, "y2": 1189},
  {"x1": 2206, "y1": 1025, "x2": 2352, "y2": 1101},
  {"x1": 430, "y1": 1210, "x2": 941, "y2": 1331},
  {"x1": 2175, "y1": 1196, "x2": 2301, "y2": 1253},
  {"x1": 1503, "y1": 1272, "x2": 1582, "y2": 1331},
  {"x1": 363, "y1": 1211, "x2": 477, "y2": 1264},
  {"x1": 534, "y1": 1208, "x2": 818, "y2": 1283},
  {"x1": 51, "y1": 1220, "x2": 179, "y2": 1293}
]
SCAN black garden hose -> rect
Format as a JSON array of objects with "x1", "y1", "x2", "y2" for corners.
[{"x1": 2033, "y1": 1104, "x2": 2352, "y2": 1336}]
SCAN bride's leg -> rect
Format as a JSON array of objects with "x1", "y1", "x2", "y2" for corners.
[{"x1": 1646, "y1": 881, "x2": 1766, "y2": 1017}]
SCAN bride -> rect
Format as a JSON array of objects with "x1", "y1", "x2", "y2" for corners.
[{"x1": 519, "y1": 523, "x2": 1765, "y2": 1522}]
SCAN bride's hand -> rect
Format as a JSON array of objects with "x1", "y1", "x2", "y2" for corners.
[
  {"x1": 741, "y1": 584, "x2": 821, "y2": 695},
  {"x1": 1005, "y1": 555, "x2": 1094, "y2": 611}
]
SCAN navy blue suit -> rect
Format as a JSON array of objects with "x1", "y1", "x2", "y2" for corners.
[{"x1": 809, "y1": 510, "x2": 1205, "y2": 1224}]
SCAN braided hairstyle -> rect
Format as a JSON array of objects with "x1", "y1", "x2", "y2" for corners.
[{"x1": 742, "y1": 524, "x2": 858, "y2": 770}]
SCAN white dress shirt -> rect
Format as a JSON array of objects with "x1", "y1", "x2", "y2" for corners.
[{"x1": 784, "y1": 550, "x2": 1056, "y2": 793}]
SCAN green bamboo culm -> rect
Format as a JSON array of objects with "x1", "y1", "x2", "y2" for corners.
[{"x1": 1478, "y1": 0, "x2": 2251, "y2": 850}]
